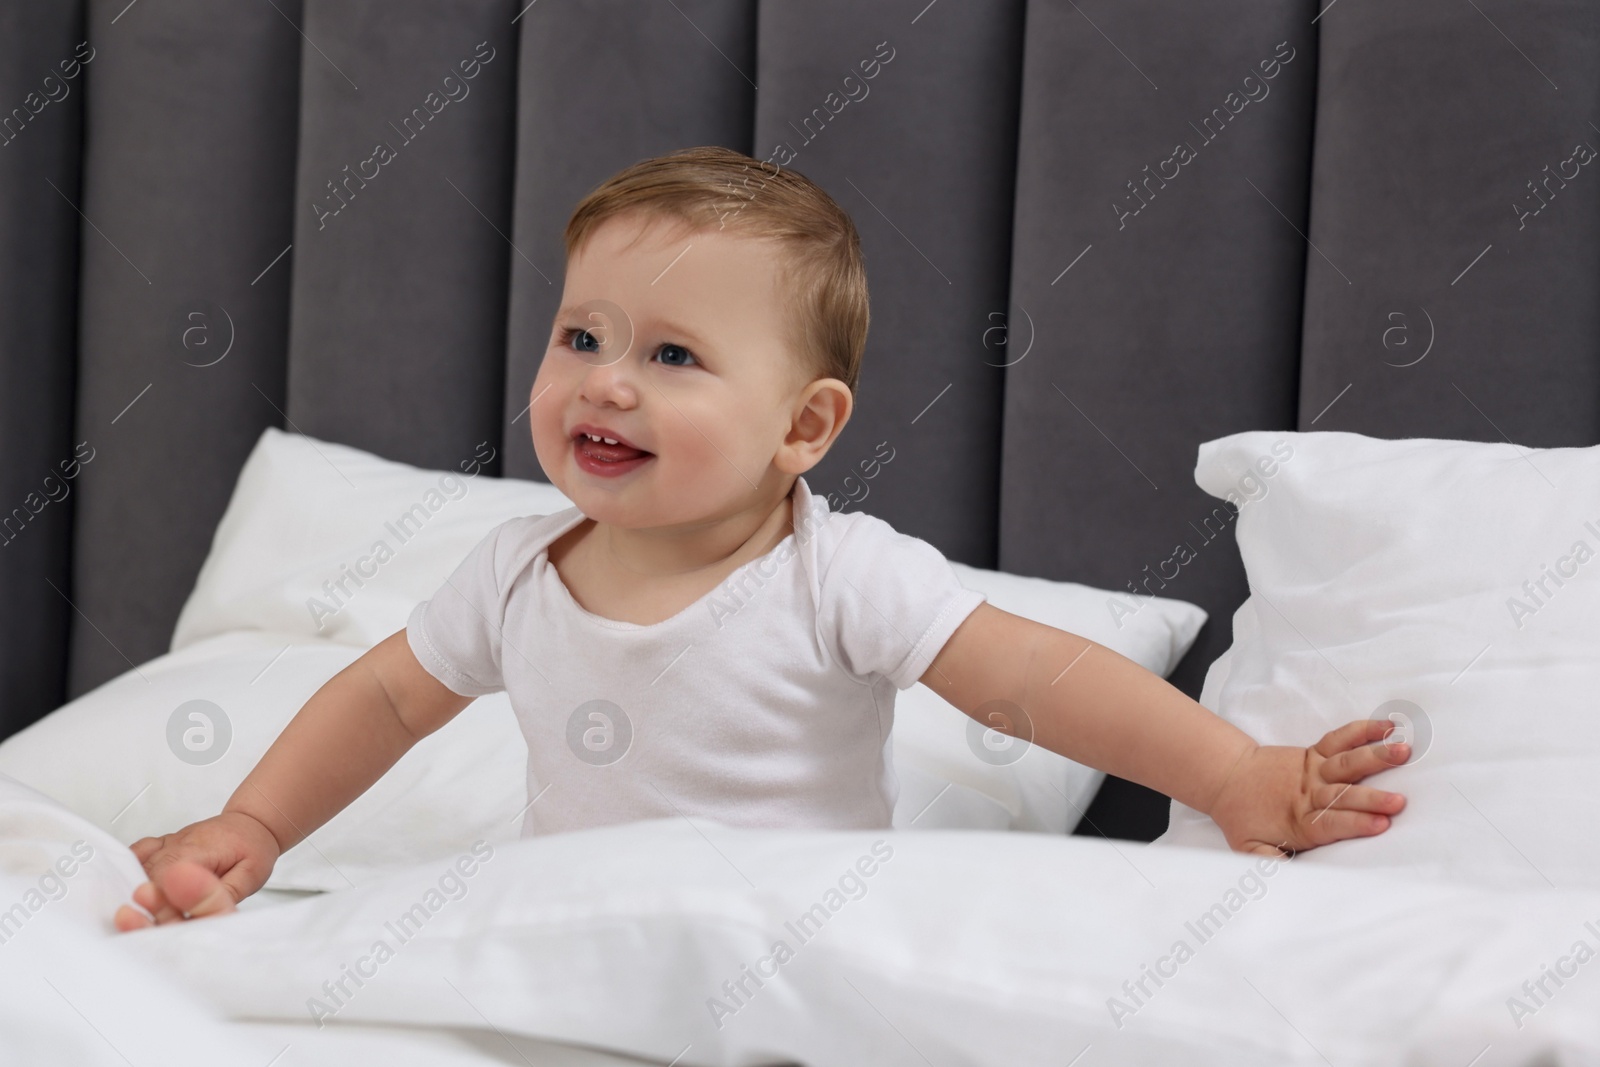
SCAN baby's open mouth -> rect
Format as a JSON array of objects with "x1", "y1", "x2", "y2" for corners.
[
  {"x1": 575, "y1": 431, "x2": 651, "y2": 461},
  {"x1": 573, "y1": 431, "x2": 653, "y2": 475}
]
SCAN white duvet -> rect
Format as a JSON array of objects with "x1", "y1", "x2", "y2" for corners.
[{"x1": 4, "y1": 769, "x2": 1599, "y2": 1067}]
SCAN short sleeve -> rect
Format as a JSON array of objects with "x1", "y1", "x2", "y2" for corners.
[
  {"x1": 405, "y1": 521, "x2": 518, "y2": 697},
  {"x1": 817, "y1": 515, "x2": 987, "y2": 690}
]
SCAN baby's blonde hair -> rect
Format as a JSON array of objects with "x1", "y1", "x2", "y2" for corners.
[{"x1": 563, "y1": 146, "x2": 869, "y2": 395}]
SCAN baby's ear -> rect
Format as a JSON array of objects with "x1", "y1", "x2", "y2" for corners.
[{"x1": 781, "y1": 379, "x2": 852, "y2": 472}]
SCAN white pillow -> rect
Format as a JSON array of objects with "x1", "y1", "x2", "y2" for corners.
[
  {"x1": 171, "y1": 427, "x2": 575, "y2": 651},
  {"x1": 0, "y1": 630, "x2": 529, "y2": 892},
  {"x1": 1155, "y1": 430, "x2": 1600, "y2": 890},
  {"x1": 893, "y1": 561, "x2": 1206, "y2": 833}
]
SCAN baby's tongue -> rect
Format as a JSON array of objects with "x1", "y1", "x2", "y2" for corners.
[{"x1": 580, "y1": 437, "x2": 650, "y2": 462}]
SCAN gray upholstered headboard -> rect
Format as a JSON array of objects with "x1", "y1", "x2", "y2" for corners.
[{"x1": 3, "y1": 1, "x2": 1596, "y2": 840}]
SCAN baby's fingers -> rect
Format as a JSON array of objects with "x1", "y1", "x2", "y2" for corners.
[
  {"x1": 112, "y1": 882, "x2": 169, "y2": 932},
  {"x1": 129, "y1": 835, "x2": 167, "y2": 865},
  {"x1": 131, "y1": 880, "x2": 185, "y2": 925},
  {"x1": 1319, "y1": 736, "x2": 1410, "y2": 785},
  {"x1": 1301, "y1": 806, "x2": 1393, "y2": 848},
  {"x1": 1311, "y1": 782, "x2": 1406, "y2": 821},
  {"x1": 1313, "y1": 718, "x2": 1403, "y2": 758},
  {"x1": 158, "y1": 861, "x2": 241, "y2": 920}
]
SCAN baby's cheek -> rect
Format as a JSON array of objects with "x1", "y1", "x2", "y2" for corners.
[
  {"x1": 661, "y1": 416, "x2": 751, "y2": 488},
  {"x1": 661, "y1": 425, "x2": 720, "y2": 480},
  {"x1": 528, "y1": 403, "x2": 568, "y2": 472}
]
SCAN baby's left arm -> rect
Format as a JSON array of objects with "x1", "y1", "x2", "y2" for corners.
[{"x1": 920, "y1": 603, "x2": 1408, "y2": 856}]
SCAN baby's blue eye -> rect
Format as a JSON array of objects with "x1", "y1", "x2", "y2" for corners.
[
  {"x1": 655, "y1": 344, "x2": 697, "y2": 367},
  {"x1": 567, "y1": 328, "x2": 601, "y2": 354}
]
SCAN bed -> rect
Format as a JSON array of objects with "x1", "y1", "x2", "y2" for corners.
[
  {"x1": 2, "y1": 0, "x2": 1598, "y2": 1063},
  {"x1": 10, "y1": 790, "x2": 1600, "y2": 1067},
  {"x1": 5, "y1": 424, "x2": 1600, "y2": 1065}
]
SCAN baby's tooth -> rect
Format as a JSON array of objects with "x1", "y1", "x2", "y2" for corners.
[{"x1": 602, "y1": 437, "x2": 618, "y2": 445}]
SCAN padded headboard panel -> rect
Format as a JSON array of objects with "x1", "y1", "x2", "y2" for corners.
[{"x1": 3, "y1": 0, "x2": 1596, "y2": 840}]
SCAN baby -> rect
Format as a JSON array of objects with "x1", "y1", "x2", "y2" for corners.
[{"x1": 115, "y1": 146, "x2": 1407, "y2": 930}]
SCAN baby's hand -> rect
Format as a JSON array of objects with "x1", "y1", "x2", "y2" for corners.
[
  {"x1": 1207, "y1": 719, "x2": 1410, "y2": 858},
  {"x1": 112, "y1": 811, "x2": 281, "y2": 931}
]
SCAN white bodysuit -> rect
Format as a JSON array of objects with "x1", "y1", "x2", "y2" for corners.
[{"x1": 405, "y1": 475, "x2": 986, "y2": 836}]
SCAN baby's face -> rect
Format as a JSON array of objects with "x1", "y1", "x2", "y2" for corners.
[{"x1": 530, "y1": 211, "x2": 814, "y2": 528}]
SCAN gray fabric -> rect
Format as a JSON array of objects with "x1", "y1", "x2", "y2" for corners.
[
  {"x1": 0, "y1": 0, "x2": 1595, "y2": 839},
  {"x1": 286, "y1": 0, "x2": 518, "y2": 474},
  {"x1": 1003, "y1": 1, "x2": 1314, "y2": 709},
  {"x1": 1297, "y1": 1, "x2": 1600, "y2": 442},
  {"x1": 1001, "y1": 1, "x2": 1318, "y2": 836},
  {"x1": 0, "y1": 2, "x2": 86, "y2": 738},
  {"x1": 65, "y1": 0, "x2": 302, "y2": 700}
]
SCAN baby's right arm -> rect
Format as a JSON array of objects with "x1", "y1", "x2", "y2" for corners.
[{"x1": 113, "y1": 629, "x2": 473, "y2": 930}]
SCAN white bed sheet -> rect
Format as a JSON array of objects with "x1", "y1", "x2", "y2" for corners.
[
  {"x1": 0, "y1": 774, "x2": 670, "y2": 1067},
  {"x1": 3, "y1": 626, "x2": 1596, "y2": 1062},
  {"x1": 7, "y1": 768, "x2": 1600, "y2": 1065},
  {"x1": 228, "y1": 897, "x2": 675, "y2": 1065},
  {"x1": 224, "y1": 1020, "x2": 672, "y2": 1067}
]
